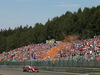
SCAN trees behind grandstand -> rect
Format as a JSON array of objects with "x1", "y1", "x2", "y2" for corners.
[{"x1": 0, "y1": 5, "x2": 100, "y2": 53}]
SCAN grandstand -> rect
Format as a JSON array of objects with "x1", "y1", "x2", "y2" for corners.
[{"x1": 0, "y1": 35, "x2": 100, "y2": 65}]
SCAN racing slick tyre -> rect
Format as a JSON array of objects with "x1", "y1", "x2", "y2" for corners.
[
  {"x1": 37, "y1": 71, "x2": 39, "y2": 72},
  {"x1": 23, "y1": 70, "x2": 26, "y2": 72},
  {"x1": 29, "y1": 70, "x2": 33, "y2": 73}
]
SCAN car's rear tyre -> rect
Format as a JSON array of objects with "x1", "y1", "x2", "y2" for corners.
[
  {"x1": 23, "y1": 70, "x2": 25, "y2": 72},
  {"x1": 29, "y1": 70, "x2": 33, "y2": 72}
]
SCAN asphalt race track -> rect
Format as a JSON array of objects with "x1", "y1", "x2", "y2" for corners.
[{"x1": 0, "y1": 69, "x2": 88, "y2": 75}]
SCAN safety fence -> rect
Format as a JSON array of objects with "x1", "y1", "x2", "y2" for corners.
[{"x1": 0, "y1": 55, "x2": 100, "y2": 68}]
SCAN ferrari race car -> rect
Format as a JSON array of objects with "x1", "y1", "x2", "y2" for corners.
[{"x1": 23, "y1": 65, "x2": 39, "y2": 72}]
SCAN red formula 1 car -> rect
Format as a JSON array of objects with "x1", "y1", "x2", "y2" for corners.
[{"x1": 23, "y1": 66, "x2": 39, "y2": 72}]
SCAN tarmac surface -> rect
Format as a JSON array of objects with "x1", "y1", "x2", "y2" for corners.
[{"x1": 0, "y1": 69, "x2": 89, "y2": 75}]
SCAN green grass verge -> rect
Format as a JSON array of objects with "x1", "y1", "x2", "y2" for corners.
[
  {"x1": 0, "y1": 74, "x2": 3, "y2": 75},
  {"x1": 89, "y1": 74, "x2": 100, "y2": 75},
  {"x1": 40, "y1": 69, "x2": 87, "y2": 74}
]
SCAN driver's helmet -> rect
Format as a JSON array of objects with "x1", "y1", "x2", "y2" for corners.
[{"x1": 29, "y1": 66, "x2": 31, "y2": 68}]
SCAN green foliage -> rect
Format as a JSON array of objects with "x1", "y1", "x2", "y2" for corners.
[{"x1": 0, "y1": 5, "x2": 100, "y2": 53}]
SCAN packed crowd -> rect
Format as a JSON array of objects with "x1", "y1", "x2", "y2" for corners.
[
  {"x1": 54, "y1": 36, "x2": 100, "y2": 58},
  {"x1": 0, "y1": 36, "x2": 100, "y2": 61},
  {"x1": 0, "y1": 43, "x2": 57, "y2": 61}
]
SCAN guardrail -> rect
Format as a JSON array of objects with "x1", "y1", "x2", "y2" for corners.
[{"x1": 0, "y1": 55, "x2": 100, "y2": 68}]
